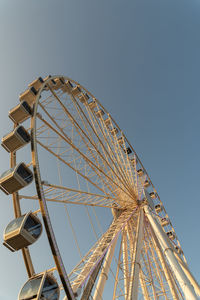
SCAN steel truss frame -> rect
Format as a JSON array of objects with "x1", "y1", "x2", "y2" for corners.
[{"x1": 6, "y1": 75, "x2": 199, "y2": 300}]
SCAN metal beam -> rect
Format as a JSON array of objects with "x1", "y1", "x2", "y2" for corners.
[
  {"x1": 144, "y1": 205, "x2": 198, "y2": 300},
  {"x1": 174, "y1": 251, "x2": 200, "y2": 296},
  {"x1": 80, "y1": 256, "x2": 105, "y2": 300},
  {"x1": 122, "y1": 230, "x2": 130, "y2": 299},
  {"x1": 93, "y1": 237, "x2": 118, "y2": 300},
  {"x1": 128, "y1": 209, "x2": 144, "y2": 300},
  {"x1": 149, "y1": 221, "x2": 179, "y2": 300}
]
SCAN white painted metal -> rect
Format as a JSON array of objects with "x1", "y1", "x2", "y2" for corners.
[
  {"x1": 144, "y1": 205, "x2": 198, "y2": 300},
  {"x1": 122, "y1": 231, "x2": 129, "y2": 299},
  {"x1": 128, "y1": 209, "x2": 144, "y2": 300},
  {"x1": 93, "y1": 237, "x2": 118, "y2": 300},
  {"x1": 174, "y1": 251, "x2": 200, "y2": 296},
  {"x1": 149, "y1": 222, "x2": 179, "y2": 300},
  {"x1": 112, "y1": 237, "x2": 123, "y2": 300}
]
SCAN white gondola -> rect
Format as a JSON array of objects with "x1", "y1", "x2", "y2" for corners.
[
  {"x1": 143, "y1": 189, "x2": 154, "y2": 210},
  {"x1": 175, "y1": 245, "x2": 183, "y2": 255},
  {"x1": 0, "y1": 163, "x2": 33, "y2": 195},
  {"x1": 9, "y1": 101, "x2": 32, "y2": 124},
  {"x1": 155, "y1": 204, "x2": 163, "y2": 213},
  {"x1": 61, "y1": 80, "x2": 73, "y2": 93},
  {"x1": 28, "y1": 77, "x2": 44, "y2": 91},
  {"x1": 104, "y1": 118, "x2": 111, "y2": 127},
  {"x1": 43, "y1": 75, "x2": 57, "y2": 91},
  {"x1": 167, "y1": 231, "x2": 176, "y2": 240},
  {"x1": 137, "y1": 169, "x2": 144, "y2": 177},
  {"x1": 118, "y1": 137, "x2": 123, "y2": 145},
  {"x1": 71, "y1": 85, "x2": 82, "y2": 97},
  {"x1": 110, "y1": 127, "x2": 118, "y2": 136},
  {"x1": 18, "y1": 273, "x2": 60, "y2": 300},
  {"x1": 88, "y1": 100, "x2": 96, "y2": 110},
  {"x1": 149, "y1": 191, "x2": 156, "y2": 199},
  {"x1": 95, "y1": 109, "x2": 105, "y2": 118},
  {"x1": 19, "y1": 86, "x2": 37, "y2": 106},
  {"x1": 125, "y1": 147, "x2": 132, "y2": 154},
  {"x1": 3, "y1": 212, "x2": 42, "y2": 251},
  {"x1": 130, "y1": 157, "x2": 137, "y2": 166},
  {"x1": 161, "y1": 217, "x2": 170, "y2": 227},
  {"x1": 144, "y1": 180, "x2": 150, "y2": 188},
  {"x1": 52, "y1": 77, "x2": 65, "y2": 90},
  {"x1": 79, "y1": 93, "x2": 89, "y2": 103},
  {"x1": 1, "y1": 125, "x2": 30, "y2": 153}
]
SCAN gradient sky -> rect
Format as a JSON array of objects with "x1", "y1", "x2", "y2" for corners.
[{"x1": 0, "y1": 0, "x2": 200, "y2": 299}]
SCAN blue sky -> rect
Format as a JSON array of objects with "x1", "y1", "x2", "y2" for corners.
[{"x1": 0, "y1": 0, "x2": 200, "y2": 299}]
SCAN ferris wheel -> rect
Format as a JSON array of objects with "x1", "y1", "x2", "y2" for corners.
[{"x1": 0, "y1": 75, "x2": 199, "y2": 300}]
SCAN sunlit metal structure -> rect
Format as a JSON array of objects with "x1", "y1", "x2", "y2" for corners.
[{"x1": 1, "y1": 75, "x2": 199, "y2": 299}]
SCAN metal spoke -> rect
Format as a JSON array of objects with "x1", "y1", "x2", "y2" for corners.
[
  {"x1": 69, "y1": 209, "x2": 137, "y2": 293},
  {"x1": 36, "y1": 110, "x2": 135, "y2": 202},
  {"x1": 19, "y1": 183, "x2": 120, "y2": 209},
  {"x1": 46, "y1": 88, "x2": 134, "y2": 196}
]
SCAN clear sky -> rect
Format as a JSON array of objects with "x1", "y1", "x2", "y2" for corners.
[{"x1": 0, "y1": 0, "x2": 200, "y2": 299}]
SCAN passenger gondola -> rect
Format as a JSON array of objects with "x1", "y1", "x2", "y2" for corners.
[
  {"x1": 71, "y1": 85, "x2": 82, "y2": 97},
  {"x1": 104, "y1": 118, "x2": 111, "y2": 127},
  {"x1": 118, "y1": 137, "x2": 123, "y2": 145},
  {"x1": 1, "y1": 125, "x2": 30, "y2": 153},
  {"x1": 161, "y1": 217, "x2": 170, "y2": 227},
  {"x1": 0, "y1": 163, "x2": 33, "y2": 195},
  {"x1": 110, "y1": 127, "x2": 118, "y2": 136},
  {"x1": 175, "y1": 245, "x2": 183, "y2": 255},
  {"x1": 43, "y1": 75, "x2": 57, "y2": 91},
  {"x1": 149, "y1": 191, "x2": 156, "y2": 199},
  {"x1": 144, "y1": 180, "x2": 150, "y2": 188},
  {"x1": 28, "y1": 77, "x2": 44, "y2": 91},
  {"x1": 88, "y1": 100, "x2": 96, "y2": 110},
  {"x1": 19, "y1": 86, "x2": 37, "y2": 106},
  {"x1": 53, "y1": 77, "x2": 65, "y2": 90},
  {"x1": 155, "y1": 204, "x2": 163, "y2": 213},
  {"x1": 137, "y1": 169, "x2": 144, "y2": 177},
  {"x1": 61, "y1": 80, "x2": 73, "y2": 93},
  {"x1": 124, "y1": 147, "x2": 132, "y2": 154},
  {"x1": 130, "y1": 157, "x2": 137, "y2": 166},
  {"x1": 79, "y1": 92, "x2": 89, "y2": 103},
  {"x1": 9, "y1": 101, "x2": 32, "y2": 124},
  {"x1": 95, "y1": 109, "x2": 105, "y2": 118},
  {"x1": 143, "y1": 189, "x2": 154, "y2": 210},
  {"x1": 3, "y1": 212, "x2": 42, "y2": 251},
  {"x1": 166, "y1": 231, "x2": 176, "y2": 241},
  {"x1": 18, "y1": 272, "x2": 60, "y2": 300}
]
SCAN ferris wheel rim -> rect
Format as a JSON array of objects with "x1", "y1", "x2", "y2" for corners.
[{"x1": 30, "y1": 75, "x2": 80, "y2": 300}]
